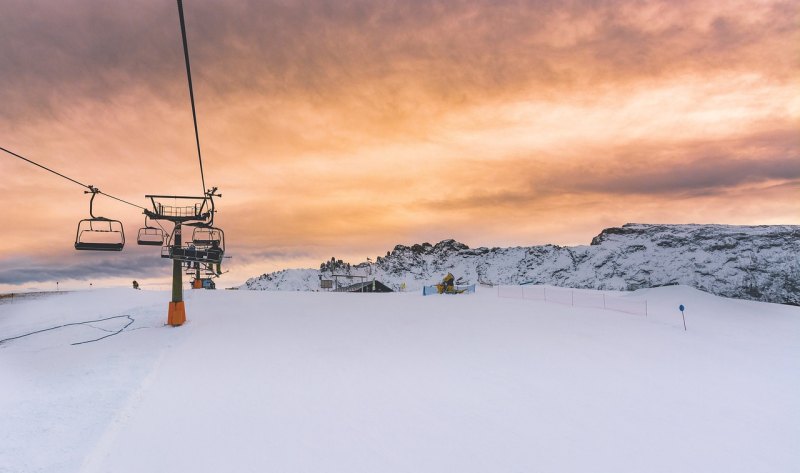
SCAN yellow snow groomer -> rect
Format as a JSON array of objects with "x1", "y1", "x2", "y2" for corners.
[{"x1": 435, "y1": 273, "x2": 467, "y2": 294}]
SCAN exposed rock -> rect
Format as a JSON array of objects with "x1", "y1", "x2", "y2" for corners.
[{"x1": 243, "y1": 223, "x2": 800, "y2": 305}]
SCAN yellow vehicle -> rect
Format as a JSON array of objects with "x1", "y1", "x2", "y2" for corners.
[{"x1": 435, "y1": 273, "x2": 468, "y2": 294}]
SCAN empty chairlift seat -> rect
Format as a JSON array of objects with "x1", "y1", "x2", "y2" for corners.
[
  {"x1": 74, "y1": 186, "x2": 125, "y2": 251},
  {"x1": 137, "y1": 226, "x2": 165, "y2": 246},
  {"x1": 191, "y1": 227, "x2": 223, "y2": 246},
  {"x1": 75, "y1": 217, "x2": 125, "y2": 251}
]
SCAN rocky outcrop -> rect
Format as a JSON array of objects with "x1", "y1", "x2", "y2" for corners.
[{"x1": 243, "y1": 224, "x2": 800, "y2": 305}]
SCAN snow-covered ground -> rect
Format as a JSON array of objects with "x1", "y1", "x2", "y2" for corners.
[{"x1": 1, "y1": 286, "x2": 798, "y2": 472}]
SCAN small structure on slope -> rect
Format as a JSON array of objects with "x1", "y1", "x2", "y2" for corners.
[{"x1": 336, "y1": 280, "x2": 393, "y2": 293}]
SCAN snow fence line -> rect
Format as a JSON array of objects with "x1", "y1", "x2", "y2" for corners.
[{"x1": 496, "y1": 285, "x2": 648, "y2": 316}]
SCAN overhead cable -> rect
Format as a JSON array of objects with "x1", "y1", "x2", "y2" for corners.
[
  {"x1": 177, "y1": 0, "x2": 207, "y2": 197},
  {"x1": 0, "y1": 146, "x2": 146, "y2": 210}
]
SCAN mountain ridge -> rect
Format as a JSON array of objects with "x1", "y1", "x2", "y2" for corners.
[{"x1": 243, "y1": 223, "x2": 800, "y2": 305}]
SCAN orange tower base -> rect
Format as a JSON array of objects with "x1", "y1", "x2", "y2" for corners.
[{"x1": 168, "y1": 301, "x2": 186, "y2": 326}]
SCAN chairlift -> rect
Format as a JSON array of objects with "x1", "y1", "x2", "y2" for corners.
[
  {"x1": 161, "y1": 226, "x2": 224, "y2": 265},
  {"x1": 184, "y1": 262, "x2": 220, "y2": 278},
  {"x1": 169, "y1": 243, "x2": 224, "y2": 265},
  {"x1": 137, "y1": 215, "x2": 165, "y2": 246},
  {"x1": 75, "y1": 187, "x2": 125, "y2": 251},
  {"x1": 191, "y1": 226, "x2": 223, "y2": 247},
  {"x1": 184, "y1": 261, "x2": 204, "y2": 273}
]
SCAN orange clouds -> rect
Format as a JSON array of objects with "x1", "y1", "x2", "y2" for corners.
[{"x1": 1, "y1": 0, "x2": 798, "y2": 288}]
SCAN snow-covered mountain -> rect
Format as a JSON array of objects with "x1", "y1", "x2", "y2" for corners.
[{"x1": 243, "y1": 223, "x2": 800, "y2": 305}]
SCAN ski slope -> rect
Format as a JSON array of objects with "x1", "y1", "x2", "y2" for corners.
[{"x1": 1, "y1": 286, "x2": 798, "y2": 472}]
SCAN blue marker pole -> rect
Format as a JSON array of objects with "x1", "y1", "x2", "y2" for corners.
[{"x1": 679, "y1": 304, "x2": 686, "y2": 331}]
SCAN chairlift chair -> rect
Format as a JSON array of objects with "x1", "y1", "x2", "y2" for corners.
[
  {"x1": 169, "y1": 244, "x2": 224, "y2": 265},
  {"x1": 164, "y1": 222, "x2": 225, "y2": 264},
  {"x1": 184, "y1": 261, "x2": 204, "y2": 273},
  {"x1": 191, "y1": 226, "x2": 224, "y2": 247},
  {"x1": 75, "y1": 187, "x2": 125, "y2": 251},
  {"x1": 75, "y1": 218, "x2": 125, "y2": 251},
  {"x1": 137, "y1": 216, "x2": 166, "y2": 246},
  {"x1": 160, "y1": 229, "x2": 223, "y2": 264},
  {"x1": 184, "y1": 264, "x2": 219, "y2": 278}
]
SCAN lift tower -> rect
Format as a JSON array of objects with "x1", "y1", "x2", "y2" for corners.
[
  {"x1": 144, "y1": 190, "x2": 221, "y2": 325},
  {"x1": 142, "y1": 0, "x2": 223, "y2": 326}
]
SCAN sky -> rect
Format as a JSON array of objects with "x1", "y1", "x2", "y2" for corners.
[{"x1": 1, "y1": 0, "x2": 798, "y2": 290}]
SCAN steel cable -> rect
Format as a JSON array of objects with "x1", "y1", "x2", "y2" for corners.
[{"x1": 1, "y1": 146, "x2": 146, "y2": 210}]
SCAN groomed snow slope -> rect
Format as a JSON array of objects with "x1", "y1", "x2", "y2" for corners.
[{"x1": 1, "y1": 287, "x2": 798, "y2": 472}]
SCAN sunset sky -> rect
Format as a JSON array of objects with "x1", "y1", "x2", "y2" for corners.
[{"x1": 1, "y1": 0, "x2": 798, "y2": 290}]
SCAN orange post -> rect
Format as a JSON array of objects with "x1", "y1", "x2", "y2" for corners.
[{"x1": 168, "y1": 301, "x2": 186, "y2": 326}]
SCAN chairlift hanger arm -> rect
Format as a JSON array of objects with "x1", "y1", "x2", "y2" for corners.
[{"x1": 86, "y1": 186, "x2": 100, "y2": 219}]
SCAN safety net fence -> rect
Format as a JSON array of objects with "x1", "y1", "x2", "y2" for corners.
[{"x1": 497, "y1": 285, "x2": 648, "y2": 316}]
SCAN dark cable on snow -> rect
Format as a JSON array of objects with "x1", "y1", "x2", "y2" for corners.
[
  {"x1": 72, "y1": 316, "x2": 135, "y2": 345},
  {"x1": 0, "y1": 315, "x2": 135, "y2": 346},
  {"x1": 84, "y1": 323, "x2": 121, "y2": 333}
]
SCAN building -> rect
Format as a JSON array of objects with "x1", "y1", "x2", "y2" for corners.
[{"x1": 335, "y1": 280, "x2": 393, "y2": 293}]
